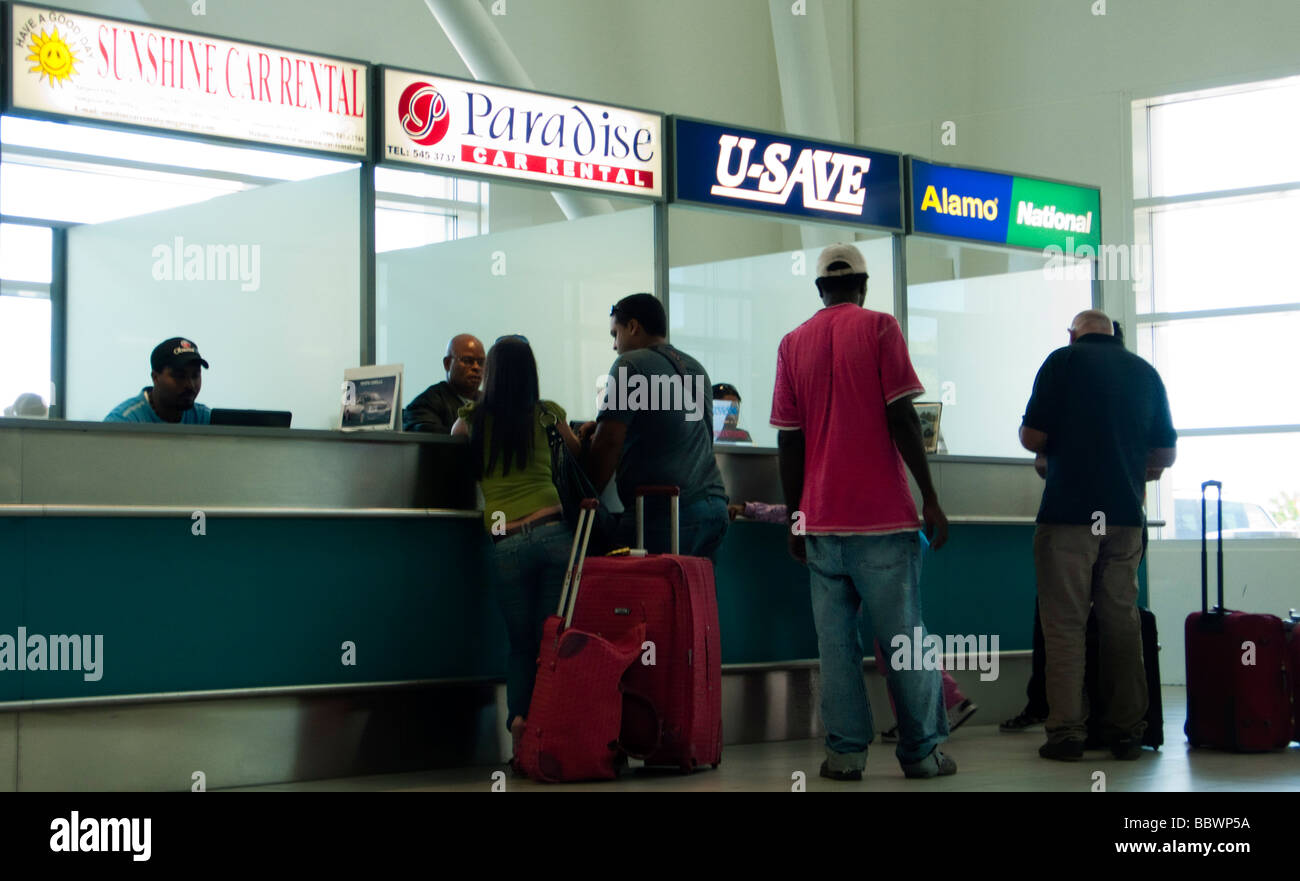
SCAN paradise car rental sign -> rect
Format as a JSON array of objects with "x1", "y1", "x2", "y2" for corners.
[
  {"x1": 7, "y1": 4, "x2": 369, "y2": 157},
  {"x1": 382, "y1": 67, "x2": 663, "y2": 198}
]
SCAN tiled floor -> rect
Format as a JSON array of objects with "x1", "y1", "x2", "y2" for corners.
[{"x1": 228, "y1": 687, "x2": 1300, "y2": 792}]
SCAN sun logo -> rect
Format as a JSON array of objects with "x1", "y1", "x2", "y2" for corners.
[{"x1": 26, "y1": 28, "x2": 80, "y2": 88}]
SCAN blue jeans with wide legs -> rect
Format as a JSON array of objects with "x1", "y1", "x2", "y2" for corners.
[
  {"x1": 806, "y1": 531, "x2": 949, "y2": 770},
  {"x1": 491, "y1": 520, "x2": 574, "y2": 730}
]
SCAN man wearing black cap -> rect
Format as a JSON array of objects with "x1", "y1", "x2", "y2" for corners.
[{"x1": 105, "y1": 337, "x2": 212, "y2": 424}]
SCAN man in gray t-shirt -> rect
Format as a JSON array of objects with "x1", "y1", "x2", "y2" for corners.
[{"x1": 583, "y1": 293, "x2": 728, "y2": 560}]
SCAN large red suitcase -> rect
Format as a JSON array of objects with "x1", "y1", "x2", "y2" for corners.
[
  {"x1": 570, "y1": 487, "x2": 723, "y2": 772},
  {"x1": 1184, "y1": 481, "x2": 1292, "y2": 752},
  {"x1": 516, "y1": 502, "x2": 647, "y2": 782}
]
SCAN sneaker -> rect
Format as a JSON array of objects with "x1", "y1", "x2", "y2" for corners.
[
  {"x1": 819, "y1": 760, "x2": 862, "y2": 781},
  {"x1": 947, "y1": 699, "x2": 978, "y2": 732},
  {"x1": 880, "y1": 725, "x2": 899, "y2": 743},
  {"x1": 901, "y1": 747, "x2": 957, "y2": 779},
  {"x1": 1000, "y1": 710, "x2": 1046, "y2": 732},
  {"x1": 1038, "y1": 739, "x2": 1085, "y2": 761}
]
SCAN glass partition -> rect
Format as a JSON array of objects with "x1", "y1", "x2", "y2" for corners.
[
  {"x1": 905, "y1": 236, "x2": 1093, "y2": 458},
  {"x1": 0, "y1": 222, "x2": 53, "y2": 417},
  {"x1": 668, "y1": 207, "x2": 896, "y2": 449},
  {"x1": 1, "y1": 115, "x2": 360, "y2": 429},
  {"x1": 377, "y1": 176, "x2": 654, "y2": 422}
]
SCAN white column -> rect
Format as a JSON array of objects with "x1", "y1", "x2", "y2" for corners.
[
  {"x1": 768, "y1": 0, "x2": 851, "y2": 251},
  {"x1": 422, "y1": 0, "x2": 614, "y2": 220}
]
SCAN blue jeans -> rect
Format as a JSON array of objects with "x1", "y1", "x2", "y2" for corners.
[
  {"x1": 806, "y1": 531, "x2": 948, "y2": 768},
  {"x1": 612, "y1": 495, "x2": 729, "y2": 562},
  {"x1": 491, "y1": 520, "x2": 574, "y2": 729}
]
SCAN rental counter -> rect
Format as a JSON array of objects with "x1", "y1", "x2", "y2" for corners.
[
  {"x1": 0, "y1": 420, "x2": 1153, "y2": 788},
  {"x1": 1, "y1": 419, "x2": 1148, "y2": 703}
]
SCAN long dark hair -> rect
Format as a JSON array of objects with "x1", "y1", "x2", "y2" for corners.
[{"x1": 469, "y1": 337, "x2": 540, "y2": 478}]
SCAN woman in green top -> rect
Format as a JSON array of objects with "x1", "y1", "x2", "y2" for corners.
[{"x1": 451, "y1": 336, "x2": 581, "y2": 763}]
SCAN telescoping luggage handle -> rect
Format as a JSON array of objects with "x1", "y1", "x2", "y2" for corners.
[
  {"x1": 635, "y1": 486, "x2": 680, "y2": 555},
  {"x1": 557, "y1": 499, "x2": 600, "y2": 630},
  {"x1": 1201, "y1": 480, "x2": 1224, "y2": 616}
]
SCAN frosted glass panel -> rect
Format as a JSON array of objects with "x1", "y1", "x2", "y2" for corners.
[
  {"x1": 66, "y1": 170, "x2": 361, "y2": 429},
  {"x1": 0, "y1": 296, "x2": 51, "y2": 415},
  {"x1": 670, "y1": 235, "x2": 895, "y2": 449},
  {"x1": 379, "y1": 206, "x2": 654, "y2": 421},
  {"x1": 907, "y1": 266, "x2": 1092, "y2": 458}
]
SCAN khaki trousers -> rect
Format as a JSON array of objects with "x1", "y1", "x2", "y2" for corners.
[{"x1": 1033, "y1": 524, "x2": 1148, "y2": 744}]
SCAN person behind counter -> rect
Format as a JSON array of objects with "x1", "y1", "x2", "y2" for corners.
[
  {"x1": 451, "y1": 335, "x2": 582, "y2": 768},
  {"x1": 105, "y1": 337, "x2": 211, "y2": 424},
  {"x1": 4, "y1": 393, "x2": 48, "y2": 418},
  {"x1": 403, "y1": 334, "x2": 485, "y2": 432},
  {"x1": 712, "y1": 383, "x2": 753, "y2": 443},
  {"x1": 581, "y1": 293, "x2": 729, "y2": 561}
]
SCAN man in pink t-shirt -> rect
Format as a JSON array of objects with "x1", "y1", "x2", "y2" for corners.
[{"x1": 771, "y1": 242, "x2": 955, "y2": 782}]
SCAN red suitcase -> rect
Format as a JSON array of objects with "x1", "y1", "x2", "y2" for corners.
[
  {"x1": 516, "y1": 502, "x2": 647, "y2": 782},
  {"x1": 1184, "y1": 481, "x2": 1292, "y2": 752},
  {"x1": 570, "y1": 487, "x2": 723, "y2": 772}
]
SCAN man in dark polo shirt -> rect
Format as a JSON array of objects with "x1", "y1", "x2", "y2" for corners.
[{"x1": 1020, "y1": 309, "x2": 1176, "y2": 762}]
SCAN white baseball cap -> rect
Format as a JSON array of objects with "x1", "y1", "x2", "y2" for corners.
[{"x1": 816, "y1": 243, "x2": 867, "y2": 278}]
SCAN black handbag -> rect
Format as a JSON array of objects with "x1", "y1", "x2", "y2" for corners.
[{"x1": 539, "y1": 404, "x2": 616, "y2": 550}]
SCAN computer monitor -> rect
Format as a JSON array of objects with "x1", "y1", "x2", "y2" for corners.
[{"x1": 209, "y1": 409, "x2": 292, "y2": 428}]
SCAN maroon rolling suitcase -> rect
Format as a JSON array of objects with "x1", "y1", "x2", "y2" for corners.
[
  {"x1": 516, "y1": 501, "x2": 647, "y2": 782},
  {"x1": 1183, "y1": 480, "x2": 1292, "y2": 752},
  {"x1": 571, "y1": 486, "x2": 723, "y2": 772}
]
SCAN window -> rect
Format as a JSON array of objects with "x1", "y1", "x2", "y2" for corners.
[
  {"x1": 1133, "y1": 76, "x2": 1300, "y2": 538},
  {"x1": 0, "y1": 222, "x2": 53, "y2": 416}
]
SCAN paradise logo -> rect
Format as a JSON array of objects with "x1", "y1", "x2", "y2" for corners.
[
  {"x1": 398, "y1": 81, "x2": 449, "y2": 146},
  {"x1": 26, "y1": 27, "x2": 80, "y2": 87}
]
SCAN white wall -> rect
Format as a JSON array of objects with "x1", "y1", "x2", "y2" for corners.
[
  {"x1": 67, "y1": 170, "x2": 361, "y2": 428},
  {"x1": 1147, "y1": 541, "x2": 1300, "y2": 685}
]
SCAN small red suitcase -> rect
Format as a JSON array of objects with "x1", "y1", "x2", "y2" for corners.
[
  {"x1": 571, "y1": 487, "x2": 723, "y2": 772},
  {"x1": 1184, "y1": 481, "x2": 1292, "y2": 752},
  {"x1": 516, "y1": 502, "x2": 647, "y2": 783}
]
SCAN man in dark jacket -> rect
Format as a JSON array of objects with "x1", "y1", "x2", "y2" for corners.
[{"x1": 403, "y1": 334, "x2": 484, "y2": 433}]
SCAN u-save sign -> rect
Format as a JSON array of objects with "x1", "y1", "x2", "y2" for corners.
[
  {"x1": 7, "y1": 4, "x2": 368, "y2": 157},
  {"x1": 673, "y1": 118, "x2": 903, "y2": 230},
  {"x1": 381, "y1": 68, "x2": 662, "y2": 198},
  {"x1": 909, "y1": 159, "x2": 1100, "y2": 250}
]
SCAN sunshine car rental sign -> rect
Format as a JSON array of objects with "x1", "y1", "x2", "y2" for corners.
[{"x1": 7, "y1": 4, "x2": 369, "y2": 158}]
